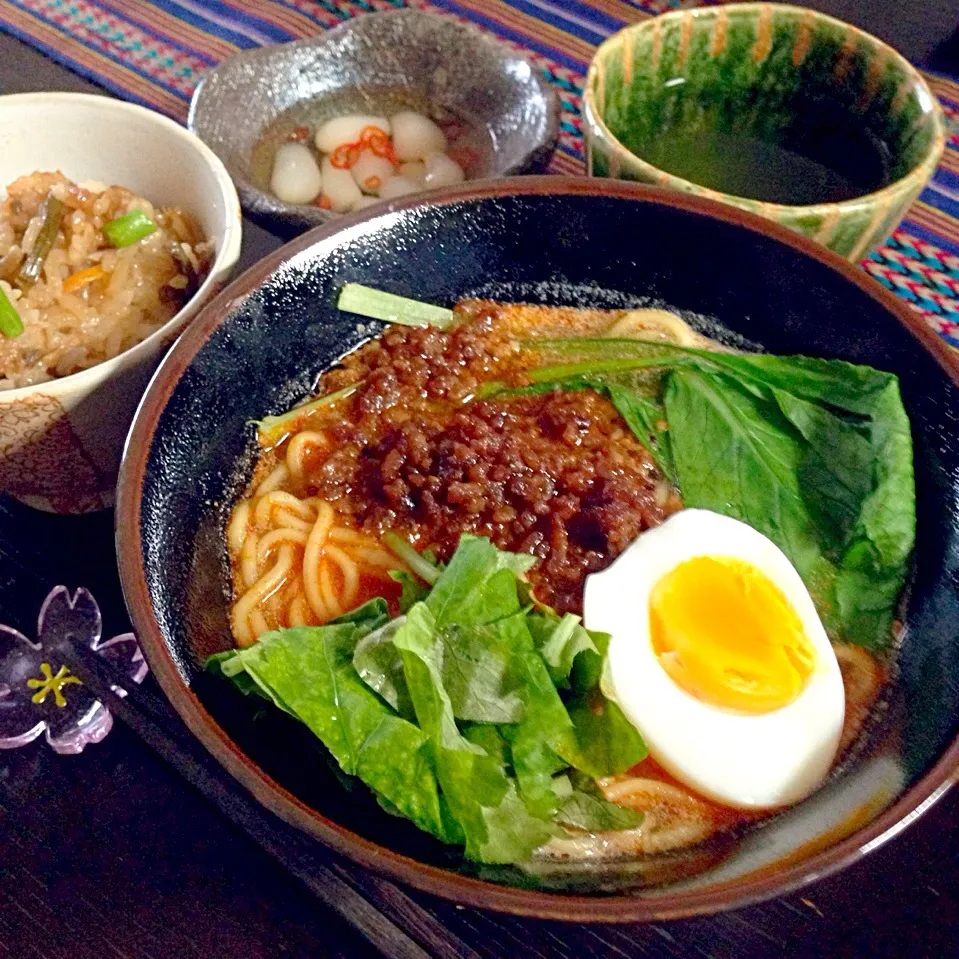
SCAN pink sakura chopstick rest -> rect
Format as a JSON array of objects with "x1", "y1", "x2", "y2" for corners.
[{"x1": 0, "y1": 586, "x2": 148, "y2": 755}]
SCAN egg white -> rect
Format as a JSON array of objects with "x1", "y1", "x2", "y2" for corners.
[{"x1": 584, "y1": 509, "x2": 845, "y2": 810}]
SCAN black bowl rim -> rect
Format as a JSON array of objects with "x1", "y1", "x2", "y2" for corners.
[{"x1": 116, "y1": 175, "x2": 959, "y2": 922}]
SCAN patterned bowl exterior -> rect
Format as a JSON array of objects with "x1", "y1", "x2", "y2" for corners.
[{"x1": 584, "y1": 3, "x2": 946, "y2": 261}]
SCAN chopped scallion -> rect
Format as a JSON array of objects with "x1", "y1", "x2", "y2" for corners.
[
  {"x1": 382, "y1": 532, "x2": 442, "y2": 584},
  {"x1": 0, "y1": 286, "x2": 23, "y2": 338},
  {"x1": 337, "y1": 283, "x2": 454, "y2": 329},
  {"x1": 103, "y1": 210, "x2": 157, "y2": 248},
  {"x1": 256, "y1": 383, "x2": 360, "y2": 446}
]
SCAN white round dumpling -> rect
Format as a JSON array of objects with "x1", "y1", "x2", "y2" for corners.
[
  {"x1": 319, "y1": 156, "x2": 363, "y2": 212},
  {"x1": 390, "y1": 111, "x2": 447, "y2": 162},
  {"x1": 423, "y1": 152, "x2": 465, "y2": 188},
  {"x1": 351, "y1": 149, "x2": 396, "y2": 195},
  {"x1": 399, "y1": 161, "x2": 428, "y2": 185},
  {"x1": 378, "y1": 176, "x2": 420, "y2": 199},
  {"x1": 398, "y1": 161, "x2": 427, "y2": 185},
  {"x1": 314, "y1": 114, "x2": 390, "y2": 154},
  {"x1": 269, "y1": 142, "x2": 322, "y2": 205}
]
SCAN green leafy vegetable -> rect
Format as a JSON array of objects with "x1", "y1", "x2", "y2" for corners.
[
  {"x1": 437, "y1": 616, "x2": 528, "y2": 723},
  {"x1": 207, "y1": 534, "x2": 645, "y2": 864},
  {"x1": 214, "y1": 622, "x2": 455, "y2": 843},
  {"x1": 556, "y1": 774, "x2": 643, "y2": 832},
  {"x1": 390, "y1": 569, "x2": 431, "y2": 612},
  {"x1": 501, "y1": 640, "x2": 577, "y2": 820},
  {"x1": 526, "y1": 611, "x2": 597, "y2": 687},
  {"x1": 462, "y1": 724, "x2": 512, "y2": 768},
  {"x1": 516, "y1": 336, "x2": 916, "y2": 649},
  {"x1": 665, "y1": 369, "x2": 826, "y2": 585},
  {"x1": 604, "y1": 382, "x2": 675, "y2": 483},
  {"x1": 393, "y1": 602, "x2": 556, "y2": 862},
  {"x1": 564, "y1": 694, "x2": 649, "y2": 779},
  {"x1": 329, "y1": 596, "x2": 391, "y2": 630},
  {"x1": 664, "y1": 367, "x2": 914, "y2": 648},
  {"x1": 338, "y1": 283, "x2": 455, "y2": 330},
  {"x1": 352, "y1": 617, "x2": 413, "y2": 718},
  {"x1": 425, "y1": 535, "x2": 535, "y2": 626},
  {"x1": 0, "y1": 286, "x2": 23, "y2": 338},
  {"x1": 102, "y1": 209, "x2": 157, "y2": 248}
]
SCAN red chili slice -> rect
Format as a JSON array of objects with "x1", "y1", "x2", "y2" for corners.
[{"x1": 330, "y1": 141, "x2": 363, "y2": 169}]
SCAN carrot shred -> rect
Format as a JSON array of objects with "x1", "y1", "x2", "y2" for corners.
[{"x1": 62, "y1": 264, "x2": 106, "y2": 294}]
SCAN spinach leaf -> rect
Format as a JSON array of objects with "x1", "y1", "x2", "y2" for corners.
[
  {"x1": 217, "y1": 625, "x2": 454, "y2": 843},
  {"x1": 604, "y1": 382, "x2": 675, "y2": 482},
  {"x1": 832, "y1": 378, "x2": 915, "y2": 648},
  {"x1": 523, "y1": 336, "x2": 896, "y2": 417},
  {"x1": 693, "y1": 350, "x2": 896, "y2": 416},
  {"x1": 393, "y1": 603, "x2": 556, "y2": 863},
  {"x1": 665, "y1": 367, "x2": 915, "y2": 648},
  {"x1": 771, "y1": 389, "x2": 874, "y2": 552},
  {"x1": 665, "y1": 369, "x2": 827, "y2": 581}
]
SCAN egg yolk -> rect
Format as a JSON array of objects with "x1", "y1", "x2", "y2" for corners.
[{"x1": 649, "y1": 556, "x2": 816, "y2": 713}]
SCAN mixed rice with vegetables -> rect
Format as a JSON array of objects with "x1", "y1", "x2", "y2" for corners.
[{"x1": 0, "y1": 171, "x2": 213, "y2": 391}]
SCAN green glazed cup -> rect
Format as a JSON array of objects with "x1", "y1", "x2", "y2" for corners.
[{"x1": 584, "y1": 3, "x2": 946, "y2": 261}]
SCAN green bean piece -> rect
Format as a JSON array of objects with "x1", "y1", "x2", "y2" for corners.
[
  {"x1": 0, "y1": 286, "x2": 24, "y2": 338},
  {"x1": 102, "y1": 210, "x2": 158, "y2": 248}
]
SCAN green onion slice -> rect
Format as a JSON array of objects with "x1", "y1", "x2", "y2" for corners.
[
  {"x1": 0, "y1": 286, "x2": 23, "y2": 338},
  {"x1": 256, "y1": 382, "x2": 360, "y2": 446},
  {"x1": 103, "y1": 210, "x2": 158, "y2": 248},
  {"x1": 337, "y1": 283, "x2": 454, "y2": 329},
  {"x1": 381, "y1": 532, "x2": 442, "y2": 584}
]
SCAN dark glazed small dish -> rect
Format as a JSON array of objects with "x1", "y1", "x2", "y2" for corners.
[
  {"x1": 116, "y1": 178, "x2": 959, "y2": 922},
  {"x1": 188, "y1": 9, "x2": 559, "y2": 234}
]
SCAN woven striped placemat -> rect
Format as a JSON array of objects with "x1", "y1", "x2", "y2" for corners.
[{"x1": 3, "y1": 0, "x2": 957, "y2": 346}]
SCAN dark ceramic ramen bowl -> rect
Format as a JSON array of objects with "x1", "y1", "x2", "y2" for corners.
[
  {"x1": 188, "y1": 9, "x2": 559, "y2": 235},
  {"x1": 116, "y1": 178, "x2": 959, "y2": 921}
]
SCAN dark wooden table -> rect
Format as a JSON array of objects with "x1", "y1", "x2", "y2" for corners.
[{"x1": 2, "y1": 24, "x2": 959, "y2": 959}]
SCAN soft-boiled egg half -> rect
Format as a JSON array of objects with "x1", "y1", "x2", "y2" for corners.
[{"x1": 584, "y1": 509, "x2": 845, "y2": 810}]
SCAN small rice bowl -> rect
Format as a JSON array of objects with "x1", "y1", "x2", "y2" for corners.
[{"x1": 0, "y1": 171, "x2": 213, "y2": 391}]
